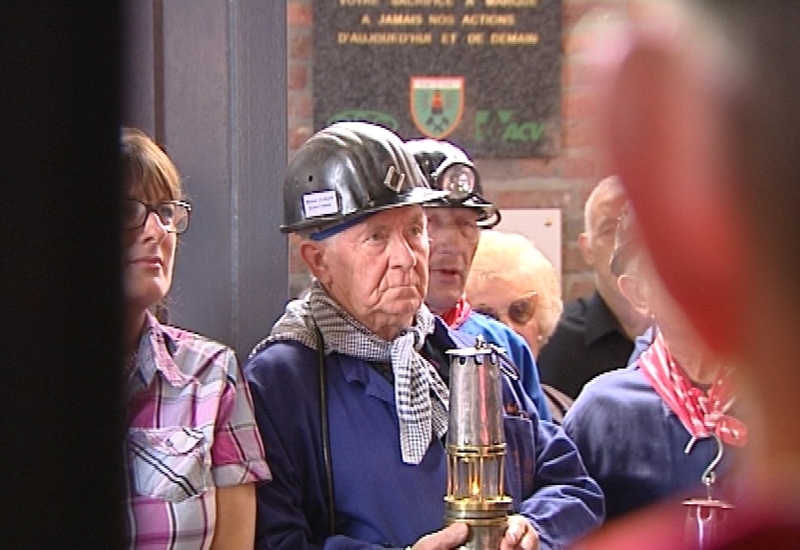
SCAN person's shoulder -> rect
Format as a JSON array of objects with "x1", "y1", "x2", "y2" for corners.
[
  {"x1": 583, "y1": 363, "x2": 646, "y2": 390},
  {"x1": 566, "y1": 366, "x2": 649, "y2": 420},
  {"x1": 151, "y1": 324, "x2": 244, "y2": 384},
  {"x1": 160, "y1": 324, "x2": 235, "y2": 364},
  {"x1": 244, "y1": 339, "x2": 321, "y2": 396},
  {"x1": 464, "y1": 312, "x2": 529, "y2": 349},
  {"x1": 245, "y1": 339, "x2": 316, "y2": 372}
]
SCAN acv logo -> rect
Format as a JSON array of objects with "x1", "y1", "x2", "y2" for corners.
[
  {"x1": 327, "y1": 110, "x2": 400, "y2": 131},
  {"x1": 475, "y1": 110, "x2": 545, "y2": 143}
]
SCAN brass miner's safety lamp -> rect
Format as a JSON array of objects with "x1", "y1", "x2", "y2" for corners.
[{"x1": 445, "y1": 336, "x2": 512, "y2": 549}]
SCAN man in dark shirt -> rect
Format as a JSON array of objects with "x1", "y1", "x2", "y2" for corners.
[{"x1": 537, "y1": 176, "x2": 650, "y2": 399}]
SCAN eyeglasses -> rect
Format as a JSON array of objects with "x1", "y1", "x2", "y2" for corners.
[
  {"x1": 122, "y1": 199, "x2": 192, "y2": 234},
  {"x1": 474, "y1": 291, "x2": 538, "y2": 325}
]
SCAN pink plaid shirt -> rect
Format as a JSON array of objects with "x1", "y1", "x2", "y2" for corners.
[{"x1": 124, "y1": 312, "x2": 271, "y2": 549}]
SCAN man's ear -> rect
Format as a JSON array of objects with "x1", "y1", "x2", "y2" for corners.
[
  {"x1": 603, "y1": 31, "x2": 747, "y2": 354},
  {"x1": 299, "y1": 240, "x2": 332, "y2": 286},
  {"x1": 617, "y1": 273, "x2": 649, "y2": 318},
  {"x1": 577, "y1": 232, "x2": 594, "y2": 266}
]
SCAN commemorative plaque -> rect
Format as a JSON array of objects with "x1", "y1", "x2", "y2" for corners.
[{"x1": 313, "y1": 0, "x2": 562, "y2": 157}]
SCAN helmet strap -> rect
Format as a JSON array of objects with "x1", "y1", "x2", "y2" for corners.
[{"x1": 309, "y1": 213, "x2": 373, "y2": 241}]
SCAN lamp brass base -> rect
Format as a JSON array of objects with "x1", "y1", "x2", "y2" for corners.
[{"x1": 445, "y1": 499, "x2": 511, "y2": 550}]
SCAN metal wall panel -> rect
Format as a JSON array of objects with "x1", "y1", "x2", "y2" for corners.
[{"x1": 123, "y1": 0, "x2": 288, "y2": 359}]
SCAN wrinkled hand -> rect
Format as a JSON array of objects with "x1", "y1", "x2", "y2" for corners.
[
  {"x1": 500, "y1": 515, "x2": 539, "y2": 550},
  {"x1": 409, "y1": 522, "x2": 469, "y2": 550}
]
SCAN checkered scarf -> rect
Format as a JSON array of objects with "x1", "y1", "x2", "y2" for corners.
[
  {"x1": 252, "y1": 280, "x2": 449, "y2": 465},
  {"x1": 638, "y1": 332, "x2": 747, "y2": 448}
]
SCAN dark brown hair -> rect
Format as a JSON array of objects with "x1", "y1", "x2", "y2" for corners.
[{"x1": 120, "y1": 127, "x2": 183, "y2": 201}]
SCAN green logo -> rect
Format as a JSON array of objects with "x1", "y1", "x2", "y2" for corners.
[
  {"x1": 326, "y1": 109, "x2": 400, "y2": 131},
  {"x1": 410, "y1": 76, "x2": 464, "y2": 139},
  {"x1": 475, "y1": 109, "x2": 545, "y2": 143}
]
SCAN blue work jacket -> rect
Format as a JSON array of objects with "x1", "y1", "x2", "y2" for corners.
[{"x1": 245, "y1": 319, "x2": 604, "y2": 549}]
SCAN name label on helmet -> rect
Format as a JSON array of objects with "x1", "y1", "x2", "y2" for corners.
[{"x1": 303, "y1": 190, "x2": 339, "y2": 218}]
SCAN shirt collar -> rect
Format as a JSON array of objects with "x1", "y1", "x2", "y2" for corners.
[
  {"x1": 131, "y1": 311, "x2": 191, "y2": 388},
  {"x1": 584, "y1": 291, "x2": 628, "y2": 345},
  {"x1": 439, "y1": 294, "x2": 473, "y2": 329}
]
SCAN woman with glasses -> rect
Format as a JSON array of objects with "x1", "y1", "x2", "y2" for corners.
[
  {"x1": 466, "y1": 230, "x2": 562, "y2": 357},
  {"x1": 121, "y1": 127, "x2": 270, "y2": 549},
  {"x1": 466, "y1": 230, "x2": 572, "y2": 423}
]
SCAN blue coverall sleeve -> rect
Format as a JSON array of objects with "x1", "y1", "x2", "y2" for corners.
[
  {"x1": 513, "y1": 342, "x2": 552, "y2": 422},
  {"x1": 502, "y1": 378, "x2": 605, "y2": 550}
]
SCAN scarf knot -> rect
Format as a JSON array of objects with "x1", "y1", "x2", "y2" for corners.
[{"x1": 638, "y1": 333, "x2": 747, "y2": 448}]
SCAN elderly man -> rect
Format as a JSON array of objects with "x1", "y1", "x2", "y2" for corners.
[
  {"x1": 537, "y1": 176, "x2": 650, "y2": 399},
  {"x1": 404, "y1": 138, "x2": 550, "y2": 421},
  {"x1": 245, "y1": 122, "x2": 603, "y2": 550},
  {"x1": 577, "y1": 2, "x2": 800, "y2": 548},
  {"x1": 563, "y1": 203, "x2": 747, "y2": 522}
]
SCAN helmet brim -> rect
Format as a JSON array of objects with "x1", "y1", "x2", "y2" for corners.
[{"x1": 424, "y1": 193, "x2": 501, "y2": 229}]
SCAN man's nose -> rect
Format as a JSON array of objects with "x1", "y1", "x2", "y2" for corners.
[
  {"x1": 387, "y1": 232, "x2": 417, "y2": 269},
  {"x1": 430, "y1": 223, "x2": 465, "y2": 250}
]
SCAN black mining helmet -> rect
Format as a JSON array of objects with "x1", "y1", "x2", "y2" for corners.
[
  {"x1": 404, "y1": 138, "x2": 500, "y2": 229},
  {"x1": 281, "y1": 122, "x2": 448, "y2": 237}
]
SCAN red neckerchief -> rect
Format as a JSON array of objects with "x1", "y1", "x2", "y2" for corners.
[
  {"x1": 441, "y1": 295, "x2": 473, "y2": 329},
  {"x1": 637, "y1": 332, "x2": 748, "y2": 447}
]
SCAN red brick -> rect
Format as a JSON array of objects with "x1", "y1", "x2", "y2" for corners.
[
  {"x1": 287, "y1": 3, "x2": 312, "y2": 27},
  {"x1": 563, "y1": 213, "x2": 588, "y2": 241},
  {"x1": 563, "y1": 91, "x2": 596, "y2": 120},
  {"x1": 559, "y1": 156, "x2": 596, "y2": 178},
  {"x1": 562, "y1": 119, "x2": 595, "y2": 148},
  {"x1": 473, "y1": 159, "x2": 512, "y2": 180},
  {"x1": 289, "y1": 31, "x2": 312, "y2": 60},
  {"x1": 562, "y1": 59, "x2": 594, "y2": 88},
  {"x1": 597, "y1": 154, "x2": 616, "y2": 179},
  {"x1": 288, "y1": 93, "x2": 313, "y2": 118},
  {"x1": 289, "y1": 126, "x2": 313, "y2": 149},
  {"x1": 515, "y1": 157, "x2": 560, "y2": 178},
  {"x1": 563, "y1": 243, "x2": 590, "y2": 272},
  {"x1": 476, "y1": 158, "x2": 559, "y2": 179},
  {"x1": 288, "y1": 64, "x2": 308, "y2": 90},
  {"x1": 494, "y1": 189, "x2": 574, "y2": 210}
]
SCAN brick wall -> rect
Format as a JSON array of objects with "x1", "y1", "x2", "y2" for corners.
[{"x1": 286, "y1": 0, "x2": 627, "y2": 302}]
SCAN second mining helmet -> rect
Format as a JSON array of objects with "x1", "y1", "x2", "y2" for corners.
[{"x1": 404, "y1": 138, "x2": 501, "y2": 229}]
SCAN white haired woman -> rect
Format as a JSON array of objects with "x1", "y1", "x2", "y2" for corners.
[{"x1": 465, "y1": 230, "x2": 571, "y2": 422}]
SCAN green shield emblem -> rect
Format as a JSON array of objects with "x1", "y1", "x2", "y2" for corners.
[{"x1": 410, "y1": 76, "x2": 464, "y2": 139}]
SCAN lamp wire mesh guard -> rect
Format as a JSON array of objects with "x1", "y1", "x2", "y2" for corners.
[{"x1": 445, "y1": 335, "x2": 512, "y2": 549}]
